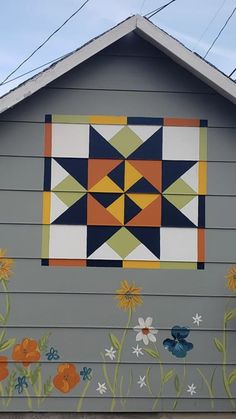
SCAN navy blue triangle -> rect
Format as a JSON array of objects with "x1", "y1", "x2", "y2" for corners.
[
  {"x1": 89, "y1": 126, "x2": 123, "y2": 159},
  {"x1": 161, "y1": 196, "x2": 195, "y2": 227},
  {"x1": 54, "y1": 158, "x2": 88, "y2": 189},
  {"x1": 52, "y1": 194, "x2": 87, "y2": 225},
  {"x1": 162, "y1": 161, "x2": 196, "y2": 191},
  {"x1": 108, "y1": 161, "x2": 125, "y2": 190},
  {"x1": 127, "y1": 227, "x2": 160, "y2": 258},
  {"x1": 87, "y1": 226, "x2": 120, "y2": 256},
  {"x1": 127, "y1": 177, "x2": 159, "y2": 193},
  {"x1": 91, "y1": 193, "x2": 122, "y2": 208},
  {"x1": 128, "y1": 128, "x2": 162, "y2": 160},
  {"x1": 124, "y1": 195, "x2": 142, "y2": 224}
]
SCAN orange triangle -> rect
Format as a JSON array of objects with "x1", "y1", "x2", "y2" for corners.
[
  {"x1": 88, "y1": 159, "x2": 122, "y2": 189},
  {"x1": 128, "y1": 160, "x2": 162, "y2": 192},
  {"x1": 87, "y1": 194, "x2": 122, "y2": 226},
  {"x1": 126, "y1": 195, "x2": 161, "y2": 226}
]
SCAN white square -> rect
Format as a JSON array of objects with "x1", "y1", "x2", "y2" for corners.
[
  {"x1": 160, "y1": 227, "x2": 198, "y2": 261},
  {"x1": 163, "y1": 127, "x2": 200, "y2": 160},
  {"x1": 49, "y1": 225, "x2": 87, "y2": 259},
  {"x1": 52, "y1": 124, "x2": 89, "y2": 157}
]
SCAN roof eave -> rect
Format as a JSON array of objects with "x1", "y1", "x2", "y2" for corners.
[
  {"x1": 136, "y1": 16, "x2": 236, "y2": 105},
  {"x1": 0, "y1": 14, "x2": 235, "y2": 114},
  {"x1": 0, "y1": 15, "x2": 137, "y2": 114}
]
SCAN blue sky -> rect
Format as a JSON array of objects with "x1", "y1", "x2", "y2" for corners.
[{"x1": 0, "y1": 0, "x2": 235, "y2": 96}]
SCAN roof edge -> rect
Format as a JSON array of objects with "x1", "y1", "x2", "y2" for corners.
[
  {"x1": 136, "y1": 16, "x2": 236, "y2": 105},
  {"x1": 0, "y1": 14, "x2": 235, "y2": 114},
  {"x1": 0, "y1": 15, "x2": 137, "y2": 114}
]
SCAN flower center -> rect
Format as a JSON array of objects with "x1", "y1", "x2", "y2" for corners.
[
  {"x1": 125, "y1": 291, "x2": 133, "y2": 301},
  {"x1": 63, "y1": 375, "x2": 69, "y2": 381},
  {"x1": 142, "y1": 327, "x2": 149, "y2": 335}
]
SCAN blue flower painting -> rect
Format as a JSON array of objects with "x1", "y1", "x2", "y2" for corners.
[{"x1": 163, "y1": 326, "x2": 193, "y2": 358}]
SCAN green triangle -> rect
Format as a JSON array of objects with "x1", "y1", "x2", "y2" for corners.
[
  {"x1": 54, "y1": 191, "x2": 86, "y2": 207},
  {"x1": 163, "y1": 194, "x2": 195, "y2": 209},
  {"x1": 109, "y1": 126, "x2": 143, "y2": 158},
  {"x1": 52, "y1": 175, "x2": 86, "y2": 192},
  {"x1": 107, "y1": 227, "x2": 140, "y2": 259},
  {"x1": 163, "y1": 178, "x2": 196, "y2": 195}
]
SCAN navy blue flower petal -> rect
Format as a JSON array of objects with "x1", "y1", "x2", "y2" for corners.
[
  {"x1": 179, "y1": 339, "x2": 193, "y2": 352},
  {"x1": 163, "y1": 338, "x2": 175, "y2": 352},
  {"x1": 163, "y1": 326, "x2": 193, "y2": 358},
  {"x1": 171, "y1": 326, "x2": 190, "y2": 340},
  {"x1": 171, "y1": 341, "x2": 188, "y2": 358}
]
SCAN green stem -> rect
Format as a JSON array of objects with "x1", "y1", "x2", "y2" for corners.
[
  {"x1": 0, "y1": 382, "x2": 5, "y2": 406},
  {"x1": 152, "y1": 343, "x2": 164, "y2": 411},
  {"x1": 110, "y1": 308, "x2": 132, "y2": 412},
  {"x1": 222, "y1": 316, "x2": 235, "y2": 409},
  {"x1": 24, "y1": 387, "x2": 33, "y2": 410},
  {"x1": 100, "y1": 353, "x2": 114, "y2": 394},
  {"x1": 37, "y1": 368, "x2": 42, "y2": 407},
  {"x1": 0, "y1": 280, "x2": 10, "y2": 348},
  {"x1": 197, "y1": 368, "x2": 215, "y2": 409},
  {"x1": 77, "y1": 375, "x2": 92, "y2": 412},
  {"x1": 173, "y1": 361, "x2": 186, "y2": 410},
  {"x1": 1, "y1": 280, "x2": 10, "y2": 326}
]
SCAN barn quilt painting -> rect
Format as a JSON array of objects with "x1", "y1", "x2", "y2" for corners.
[{"x1": 42, "y1": 115, "x2": 207, "y2": 269}]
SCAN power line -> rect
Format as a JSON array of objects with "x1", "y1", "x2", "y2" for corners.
[
  {"x1": 144, "y1": 0, "x2": 177, "y2": 19},
  {"x1": 0, "y1": 52, "x2": 71, "y2": 87},
  {"x1": 192, "y1": 0, "x2": 227, "y2": 51},
  {"x1": 229, "y1": 67, "x2": 236, "y2": 78},
  {"x1": 204, "y1": 6, "x2": 236, "y2": 58},
  {"x1": 0, "y1": 0, "x2": 90, "y2": 86}
]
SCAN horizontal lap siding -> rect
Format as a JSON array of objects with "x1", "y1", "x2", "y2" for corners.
[{"x1": 0, "y1": 33, "x2": 235, "y2": 412}]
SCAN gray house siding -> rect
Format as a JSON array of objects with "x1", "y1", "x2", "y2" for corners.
[{"x1": 0, "y1": 32, "x2": 235, "y2": 412}]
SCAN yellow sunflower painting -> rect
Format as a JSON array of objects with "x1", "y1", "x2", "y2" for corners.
[
  {"x1": 115, "y1": 280, "x2": 143, "y2": 311},
  {"x1": 0, "y1": 249, "x2": 13, "y2": 281}
]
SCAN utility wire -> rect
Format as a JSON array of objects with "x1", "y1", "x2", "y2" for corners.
[
  {"x1": 192, "y1": 0, "x2": 227, "y2": 51},
  {"x1": 229, "y1": 67, "x2": 236, "y2": 78},
  {"x1": 0, "y1": 52, "x2": 71, "y2": 87},
  {"x1": 144, "y1": 0, "x2": 177, "y2": 19},
  {"x1": 0, "y1": 0, "x2": 90, "y2": 86},
  {"x1": 203, "y1": 6, "x2": 236, "y2": 58}
]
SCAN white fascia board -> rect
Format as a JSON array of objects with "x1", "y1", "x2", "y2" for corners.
[
  {"x1": 136, "y1": 16, "x2": 236, "y2": 105},
  {"x1": 0, "y1": 16, "x2": 137, "y2": 114}
]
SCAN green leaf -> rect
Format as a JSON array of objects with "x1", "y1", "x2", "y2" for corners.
[
  {"x1": 225, "y1": 309, "x2": 236, "y2": 322},
  {"x1": 163, "y1": 369, "x2": 174, "y2": 384},
  {"x1": 143, "y1": 348, "x2": 159, "y2": 359},
  {"x1": 228, "y1": 369, "x2": 236, "y2": 385},
  {"x1": 213, "y1": 338, "x2": 224, "y2": 352},
  {"x1": 174, "y1": 374, "x2": 180, "y2": 392},
  {"x1": 5, "y1": 371, "x2": 17, "y2": 396},
  {"x1": 0, "y1": 338, "x2": 15, "y2": 351},
  {"x1": 15, "y1": 365, "x2": 29, "y2": 377},
  {"x1": 0, "y1": 313, "x2": 5, "y2": 324},
  {"x1": 38, "y1": 332, "x2": 51, "y2": 352},
  {"x1": 30, "y1": 364, "x2": 41, "y2": 385},
  {"x1": 43, "y1": 376, "x2": 53, "y2": 396},
  {"x1": 109, "y1": 333, "x2": 120, "y2": 350}
]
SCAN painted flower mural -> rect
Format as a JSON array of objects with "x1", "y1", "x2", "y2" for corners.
[
  {"x1": 53, "y1": 363, "x2": 80, "y2": 393},
  {"x1": 115, "y1": 280, "x2": 143, "y2": 311},
  {"x1": 0, "y1": 248, "x2": 236, "y2": 412},
  {"x1": 0, "y1": 249, "x2": 13, "y2": 281},
  {"x1": 133, "y1": 317, "x2": 158, "y2": 345},
  {"x1": 225, "y1": 266, "x2": 236, "y2": 292},
  {"x1": 12, "y1": 338, "x2": 41, "y2": 367},
  {"x1": 163, "y1": 326, "x2": 193, "y2": 358},
  {"x1": 0, "y1": 357, "x2": 9, "y2": 382}
]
